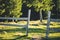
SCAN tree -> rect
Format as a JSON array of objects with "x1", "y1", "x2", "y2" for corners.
[
  {"x1": 0, "y1": 0, "x2": 23, "y2": 18},
  {"x1": 32, "y1": 0, "x2": 43, "y2": 22},
  {"x1": 32, "y1": 0, "x2": 54, "y2": 39},
  {"x1": 0, "y1": 0, "x2": 9, "y2": 17},
  {"x1": 33, "y1": 0, "x2": 54, "y2": 22},
  {"x1": 9, "y1": 0, "x2": 22, "y2": 22},
  {"x1": 23, "y1": 0, "x2": 43, "y2": 22},
  {"x1": 23, "y1": 0, "x2": 54, "y2": 22},
  {"x1": 57, "y1": 0, "x2": 60, "y2": 13},
  {"x1": 0, "y1": 0, "x2": 23, "y2": 22},
  {"x1": 10, "y1": 0, "x2": 22, "y2": 18}
]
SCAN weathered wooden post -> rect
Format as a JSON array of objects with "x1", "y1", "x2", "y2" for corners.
[
  {"x1": 46, "y1": 11, "x2": 51, "y2": 39},
  {"x1": 26, "y1": 9, "x2": 31, "y2": 36}
]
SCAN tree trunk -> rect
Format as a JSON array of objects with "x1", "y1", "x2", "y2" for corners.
[{"x1": 40, "y1": 9, "x2": 43, "y2": 23}]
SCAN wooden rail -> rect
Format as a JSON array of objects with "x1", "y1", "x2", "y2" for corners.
[
  {"x1": 0, "y1": 17, "x2": 28, "y2": 20},
  {"x1": 51, "y1": 19, "x2": 60, "y2": 22}
]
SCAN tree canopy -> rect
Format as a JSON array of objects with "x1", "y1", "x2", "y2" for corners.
[
  {"x1": 24, "y1": 0, "x2": 54, "y2": 12},
  {"x1": 0, "y1": 0, "x2": 22, "y2": 18},
  {"x1": 10, "y1": 0, "x2": 22, "y2": 18},
  {"x1": 0, "y1": 0, "x2": 59, "y2": 19}
]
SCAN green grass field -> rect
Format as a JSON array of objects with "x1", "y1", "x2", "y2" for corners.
[{"x1": 0, "y1": 20, "x2": 60, "y2": 40}]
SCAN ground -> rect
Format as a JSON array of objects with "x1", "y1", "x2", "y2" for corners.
[{"x1": 0, "y1": 20, "x2": 60, "y2": 40}]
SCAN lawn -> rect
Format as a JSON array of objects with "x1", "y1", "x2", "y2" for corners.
[{"x1": 0, "y1": 20, "x2": 60, "y2": 40}]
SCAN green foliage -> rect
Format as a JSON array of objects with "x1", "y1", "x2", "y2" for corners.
[
  {"x1": 32, "y1": 0, "x2": 43, "y2": 12},
  {"x1": 43, "y1": 0, "x2": 54, "y2": 11},
  {"x1": 57, "y1": 0, "x2": 60, "y2": 11},
  {"x1": 0, "y1": 0, "x2": 22, "y2": 18},
  {"x1": 33, "y1": 0, "x2": 54, "y2": 12},
  {"x1": 0, "y1": 0, "x2": 12, "y2": 17},
  {"x1": 23, "y1": 0, "x2": 34, "y2": 8},
  {"x1": 24, "y1": 0, "x2": 54, "y2": 12},
  {"x1": 0, "y1": 9, "x2": 5, "y2": 15},
  {"x1": 10, "y1": 0, "x2": 22, "y2": 18},
  {"x1": 0, "y1": 0, "x2": 5, "y2": 16}
]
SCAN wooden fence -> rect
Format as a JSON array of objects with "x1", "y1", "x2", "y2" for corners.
[{"x1": 0, "y1": 9, "x2": 31, "y2": 36}]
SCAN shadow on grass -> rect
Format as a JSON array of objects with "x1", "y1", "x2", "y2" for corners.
[
  {"x1": 49, "y1": 37, "x2": 60, "y2": 40},
  {"x1": 30, "y1": 24, "x2": 39, "y2": 26},
  {"x1": 0, "y1": 35, "x2": 32, "y2": 40},
  {"x1": 0, "y1": 37, "x2": 3, "y2": 39},
  {"x1": 0, "y1": 28, "x2": 46, "y2": 40},
  {"x1": 58, "y1": 24, "x2": 60, "y2": 25},
  {"x1": 40, "y1": 37, "x2": 60, "y2": 40},
  {"x1": 50, "y1": 27, "x2": 60, "y2": 33},
  {"x1": 0, "y1": 27, "x2": 60, "y2": 33},
  {"x1": 0, "y1": 28, "x2": 60, "y2": 40},
  {"x1": 41, "y1": 23, "x2": 53, "y2": 26},
  {"x1": 0, "y1": 28, "x2": 46, "y2": 33},
  {"x1": 0, "y1": 28, "x2": 26, "y2": 33},
  {"x1": 30, "y1": 23, "x2": 53, "y2": 26},
  {"x1": 29, "y1": 28, "x2": 45, "y2": 33},
  {"x1": 14, "y1": 35, "x2": 32, "y2": 40},
  {"x1": 0, "y1": 24, "x2": 26, "y2": 27},
  {"x1": 0, "y1": 36, "x2": 60, "y2": 40}
]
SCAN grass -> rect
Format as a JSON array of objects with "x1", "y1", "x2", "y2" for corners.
[{"x1": 0, "y1": 20, "x2": 60, "y2": 40}]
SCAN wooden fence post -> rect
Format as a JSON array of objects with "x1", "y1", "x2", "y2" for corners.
[
  {"x1": 46, "y1": 11, "x2": 51, "y2": 39},
  {"x1": 26, "y1": 9, "x2": 31, "y2": 36}
]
